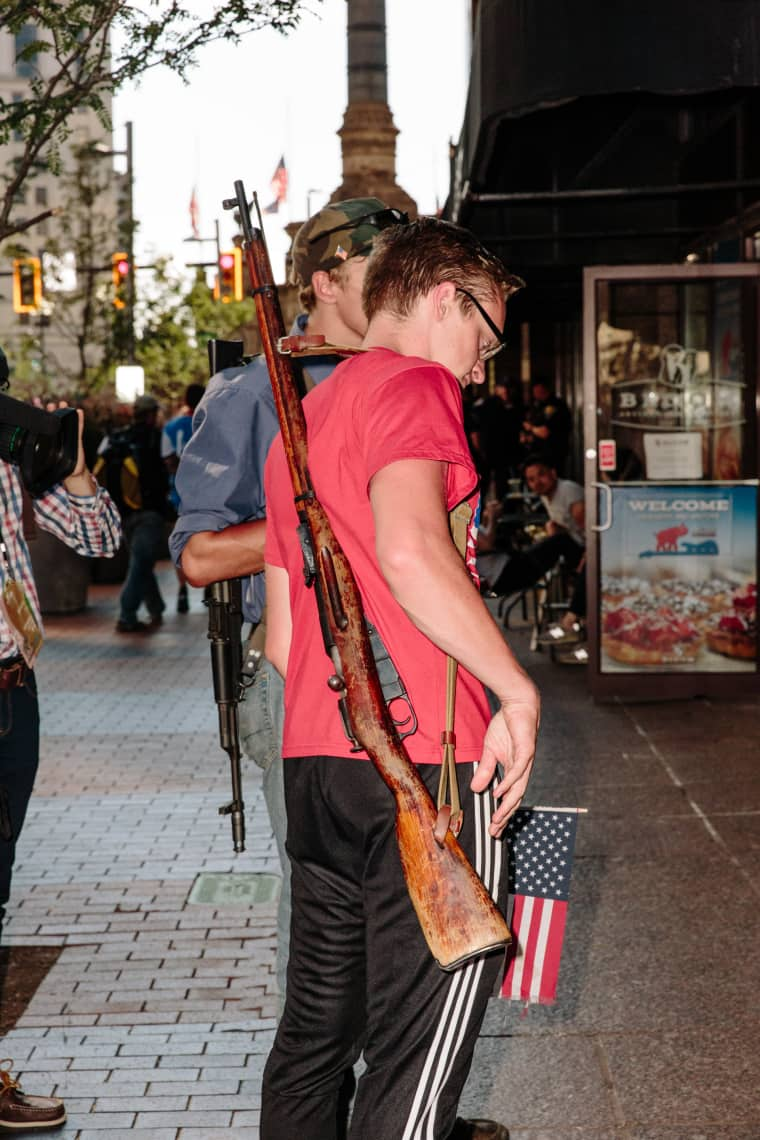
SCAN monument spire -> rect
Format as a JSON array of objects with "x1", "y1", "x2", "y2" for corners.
[{"x1": 330, "y1": 0, "x2": 417, "y2": 217}]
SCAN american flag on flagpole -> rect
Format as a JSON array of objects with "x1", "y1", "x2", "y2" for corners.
[
  {"x1": 189, "y1": 186, "x2": 200, "y2": 239},
  {"x1": 263, "y1": 155, "x2": 288, "y2": 214},
  {"x1": 501, "y1": 806, "x2": 581, "y2": 1005}
]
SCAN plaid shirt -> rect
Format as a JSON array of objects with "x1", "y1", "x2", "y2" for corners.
[{"x1": 0, "y1": 462, "x2": 121, "y2": 659}]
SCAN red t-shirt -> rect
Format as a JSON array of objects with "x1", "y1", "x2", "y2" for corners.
[{"x1": 264, "y1": 347, "x2": 490, "y2": 764}]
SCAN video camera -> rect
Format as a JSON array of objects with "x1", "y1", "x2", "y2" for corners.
[{"x1": 0, "y1": 347, "x2": 79, "y2": 496}]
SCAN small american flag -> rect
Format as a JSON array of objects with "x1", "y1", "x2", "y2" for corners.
[
  {"x1": 501, "y1": 806, "x2": 581, "y2": 1005},
  {"x1": 263, "y1": 155, "x2": 288, "y2": 214}
]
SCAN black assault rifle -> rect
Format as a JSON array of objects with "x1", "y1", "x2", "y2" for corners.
[{"x1": 205, "y1": 338, "x2": 249, "y2": 854}]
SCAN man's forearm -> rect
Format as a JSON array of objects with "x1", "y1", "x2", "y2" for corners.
[
  {"x1": 381, "y1": 533, "x2": 536, "y2": 706},
  {"x1": 181, "y1": 519, "x2": 266, "y2": 585}
]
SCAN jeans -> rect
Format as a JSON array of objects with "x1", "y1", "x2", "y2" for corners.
[
  {"x1": 238, "y1": 657, "x2": 289, "y2": 1005},
  {"x1": 119, "y1": 510, "x2": 166, "y2": 623},
  {"x1": 0, "y1": 673, "x2": 40, "y2": 944},
  {"x1": 495, "y1": 531, "x2": 586, "y2": 617}
]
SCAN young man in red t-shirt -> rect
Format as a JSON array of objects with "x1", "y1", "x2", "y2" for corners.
[{"x1": 262, "y1": 217, "x2": 541, "y2": 1140}]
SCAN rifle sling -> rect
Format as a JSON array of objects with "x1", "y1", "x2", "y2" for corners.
[{"x1": 436, "y1": 501, "x2": 473, "y2": 838}]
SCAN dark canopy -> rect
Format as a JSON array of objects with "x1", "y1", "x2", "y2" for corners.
[{"x1": 448, "y1": 0, "x2": 760, "y2": 296}]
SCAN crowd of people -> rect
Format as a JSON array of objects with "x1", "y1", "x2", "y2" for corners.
[{"x1": 0, "y1": 203, "x2": 553, "y2": 1138}]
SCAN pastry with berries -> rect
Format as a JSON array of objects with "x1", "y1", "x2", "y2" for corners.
[
  {"x1": 706, "y1": 583, "x2": 757, "y2": 660},
  {"x1": 602, "y1": 605, "x2": 702, "y2": 666}
]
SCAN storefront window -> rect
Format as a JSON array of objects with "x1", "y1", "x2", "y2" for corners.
[{"x1": 595, "y1": 279, "x2": 757, "y2": 482}]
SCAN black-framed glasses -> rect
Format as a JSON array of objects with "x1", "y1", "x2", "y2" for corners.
[
  {"x1": 455, "y1": 286, "x2": 507, "y2": 362},
  {"x1": 307, "y1": 207, "x2": 410, "y2": 245}
]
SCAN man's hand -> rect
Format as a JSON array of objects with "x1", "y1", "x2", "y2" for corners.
[{"x1": 471, "y1": 691, "x2": 540, "y2": 837}]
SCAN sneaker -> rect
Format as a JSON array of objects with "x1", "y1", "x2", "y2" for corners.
[
  {"x1": 177, "y1": 586, "x2": 189, "y2": 614},
  {"x1": 556, "y1": 642, "x2": 589, "y2": 666},
  {"x1": 0, "y1": 1061, "x2": 66, "y2": 1131},
  {"x1": 537, "y1": 621, "x2": 584, "y2": 646},
  {"x1": 451, "y1": 1120, "x2": 509, "y2": 1140},
  {"x1": 115, "y1": 619, "x2": 151, "y2": 634}
]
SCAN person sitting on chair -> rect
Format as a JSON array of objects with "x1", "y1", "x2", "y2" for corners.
[{"x1": 477, "y1": 452, "x2": 585, "y2": 642}]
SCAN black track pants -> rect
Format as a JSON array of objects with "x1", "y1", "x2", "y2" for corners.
[{"x1": 261, "y1": 755, "x2": 508, "y2": 1140}]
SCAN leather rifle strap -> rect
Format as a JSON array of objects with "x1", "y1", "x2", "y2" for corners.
[{"x1": 436, "y1": 501, "x2": 472, "y2": 839}]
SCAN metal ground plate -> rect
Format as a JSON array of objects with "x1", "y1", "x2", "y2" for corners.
[{"x1": 187, "y1": 871, "x2": 281, "y2": 907}]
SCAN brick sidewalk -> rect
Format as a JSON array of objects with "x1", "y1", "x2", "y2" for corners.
[
  {"x1": 4, "y1": 563, "x2": 760, "y2": 1138},
  {"x1": 2, "y1": 564, "x2": 277, "y2": 1138}
]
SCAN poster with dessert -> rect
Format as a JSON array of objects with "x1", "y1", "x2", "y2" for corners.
[{"x1": 599, "y1": 483, "x2": 757, "y2": 673}]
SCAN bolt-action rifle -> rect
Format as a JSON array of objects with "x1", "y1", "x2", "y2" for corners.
[
  {"x1": 224, "y1": 179, "x2": 509, "y2": 970},
  {"x1": 204, "y1": 338, "x2": 249, "y2": 855}
]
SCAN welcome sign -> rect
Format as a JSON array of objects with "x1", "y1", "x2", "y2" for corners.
[{"x1": 598, "y1": 483, "x2": 757, "y2": 674}]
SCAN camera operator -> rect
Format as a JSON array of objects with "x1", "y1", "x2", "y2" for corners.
[{"x1": 0, "y1": 346, "x2": 120, "y2": 1133}]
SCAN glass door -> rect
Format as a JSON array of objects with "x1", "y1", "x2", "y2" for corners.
[{"x1": 583, "y1": 264, "x2": 760, "y2": 700}]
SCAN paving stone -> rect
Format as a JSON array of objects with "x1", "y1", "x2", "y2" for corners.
[
  {"x1": 104, "y1": 1065, "x2": 199, "y2": 1083},
  {"x1": 64, "y1": 1112, "x2": 136, "y2": 1130},
  {"x1": 189, "y1": 1092, "x2": 261, "y2": 1110},
  {"x1": 136, "y1": 1109, "x2": 231, "y2": 1128},
  {"x1": 178, "y1": 1131, "x2": 260, "y2": 1139},
  {"x1": 147, "y1": 1079, "x2": 242, "y2": 1097},
  {"x1": 93, "y1": 1094, "x2": 188, "y2": 1112},
  {"x1": 70, "y1": 1054, "x2": 159, "y2": 1070}
]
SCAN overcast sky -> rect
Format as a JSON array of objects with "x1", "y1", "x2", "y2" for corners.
[{"x1": 112, "y1": 0, "x2": 471, "y2": 285}]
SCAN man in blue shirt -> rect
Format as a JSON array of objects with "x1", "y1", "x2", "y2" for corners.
[{"x1": 170, "y1": 199, "x2": 407, "y2": 1005}]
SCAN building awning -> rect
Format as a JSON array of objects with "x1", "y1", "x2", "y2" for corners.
[
  {"x1": 448, "y1": 0, "x2": 760, "y2": 284},
  {"x1": 471, "y1": 0, "x2": 760, "y2": 133}
]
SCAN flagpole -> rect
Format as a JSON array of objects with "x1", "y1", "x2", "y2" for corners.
[{"x1": 529, "y1": 806, "x2": 588, "y2": 813}]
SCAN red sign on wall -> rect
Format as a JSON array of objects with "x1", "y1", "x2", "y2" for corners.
[{"x1": 599, "y1": 439, "x2": 617, "y2": 472}]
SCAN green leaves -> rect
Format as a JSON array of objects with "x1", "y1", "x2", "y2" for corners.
[{"x1": 0, "y1": 0, "x2": 318, "y2": 242}]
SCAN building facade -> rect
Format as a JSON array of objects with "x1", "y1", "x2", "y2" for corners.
[
  {"x1": 447, "y1": 0, "x2": 760, "y2": 698},
  {"x1": 0, "y1": 22, "x2": 122, "y2": 393}
]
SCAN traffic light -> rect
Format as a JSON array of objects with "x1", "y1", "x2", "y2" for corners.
[
  {"x1": 12, "y1": 257, "x2": 42, "y2": 313},
  {"x1": 214, "y1": 248, "x2": 243, "y2": 302},
  {"x1": 111, "y1": 251, "x2": 130, "y2": 309}
]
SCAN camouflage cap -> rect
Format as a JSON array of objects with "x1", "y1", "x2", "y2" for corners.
[{"x1": 289, "y1": 198, "x2": 408, "y2": 287}]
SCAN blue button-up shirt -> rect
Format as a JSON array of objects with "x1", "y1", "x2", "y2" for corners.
[{"x1": 169, "y1": 318, "x2": 336, "y2": 623}]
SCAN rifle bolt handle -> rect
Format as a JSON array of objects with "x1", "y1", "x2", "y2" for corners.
[{"x1": 327, "y1": 674, "x2": 346, "y2": 693}]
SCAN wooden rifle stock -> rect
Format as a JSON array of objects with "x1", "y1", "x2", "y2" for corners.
[{"x1": 228, "y1": 181, "x2": 509, "y2": 969}]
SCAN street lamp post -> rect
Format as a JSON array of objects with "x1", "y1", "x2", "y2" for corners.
[
  {"x1": 93, "y1": 121, "x2": 136, "y2": 361},
  {"x1": 183, "y1": 217, "x2": 222, "y2": 277},
  {"x1": 124, "y1": 121, "x2": 135, "y2": 363}
]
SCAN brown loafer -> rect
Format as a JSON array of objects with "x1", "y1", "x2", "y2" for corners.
[
  {"x1": 0, "y1": 1061, "x2": 66, "y2": 1132},
  {"x1": 452, "y1": 1119, "x2": 510, "y2": 1140}
]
